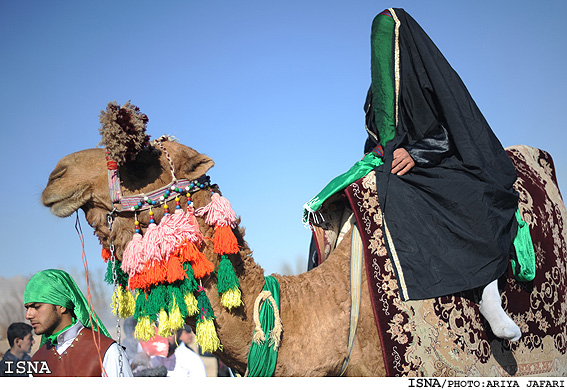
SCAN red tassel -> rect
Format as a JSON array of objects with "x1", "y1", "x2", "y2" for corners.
[
  {"x1": 101, "y1": 248, "x2": 111, "y2": 262},
  {"x1": 213, "y1": 225, "x2": 239, "y2": 255}
]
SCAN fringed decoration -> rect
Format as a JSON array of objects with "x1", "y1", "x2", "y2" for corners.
[
  {"x1": 142, "y1": 210, "x2": 162, "y2": 263},
  {"x1": 122, "y1": 232, "x2": 144, "y2": 276},
  {"x1": 195, "y1": 192, "x2": 237, "y2": 228},
  {"x1": 164, "y1": 255, "x2": 186, "y2": 284},
  {"x1": 128, "y1": 259, "x2": 167, "y2": 290},
  {"x1": 180, "y1": 263, "x2": 199, "y2": 316},
  {"x1": 213, "y1": 224, "x2": 240, "y2": 255},
  {"x1": 156, "y1": 203, "x2": 180, "y2": 259},
  {"x1": 195, "y1": 192, "x2": 242, "y2": 310},
  {"x1": 157, "y1": 308, "x2": 171, "y2": 337},
  {"x1": 184, "y1": 292, "x2": 198, "y2": 317},
  {"x1": 195, "y1": 287, "x2": 222, "y2": 353},
  {"x1": 104, "y1": 257, "x2": 129, "y2": 287},
  {"x1": 134, "y1": 316, "x2": 155, "y2": 341},
  {"x1": 191, "y1": 252, "x2": 215, "y2": 279},
  {"x1": 101, "y1": 248, "x2": 111, "y2": 262},
  {"x1": 217, "y1": 255, "x2": 243, "y2": 310},
  {"x1": 168, "y1": 294, "x2": 185, "y2": 331},
  {"x1": 133, "y1": 290, "x2": 158, "y2": 341},
  {"x1": 221, "y1": 288, "x2": 242, "y2": 311},
  {"x1": 111, "y1": 284, "x2": 137, "y2": 318}
]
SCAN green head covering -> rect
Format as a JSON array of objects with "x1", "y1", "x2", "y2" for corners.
[{"x1": 24, "y1": 269, "x2": 111, "y2": 342}]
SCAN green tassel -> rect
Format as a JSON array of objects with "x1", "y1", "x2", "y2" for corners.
[
  {"x1": 183, "y1": 262, "x2": 199, "y2": 291},
  {"x1": 196, "y1": 287, "x2": 216, "y2": 323},
  {"x1": 133, "y1": 289, "x2": 157, "y2": 323},
  {"x1": 216, "y1": 255, "x2": 240, "y2": 294},
  {"x1": 195, "y1": 287, "x2": 221, "y2": 353},
  {"x1": 216, "y1": 255, "x2": 243, "y2": 310},
  {"x1": 104, "y1": 259, "x2": 129, "y2": 286},
  {"x1": 147, "y1": 284, "x2": 170, "y2": 318}
]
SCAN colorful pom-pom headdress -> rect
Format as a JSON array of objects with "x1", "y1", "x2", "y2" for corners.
[{"x1": 99, "y1": 101, "x2": 242, "y2": 353}]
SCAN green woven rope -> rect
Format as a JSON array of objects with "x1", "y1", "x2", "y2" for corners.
[{"x1": 246, "y1": 275, "x2": 281, "y2": 377}]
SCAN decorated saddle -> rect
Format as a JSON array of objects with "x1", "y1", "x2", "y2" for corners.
[{"x1": 308, "y1": 145, "x2": 567, "y2": 376}]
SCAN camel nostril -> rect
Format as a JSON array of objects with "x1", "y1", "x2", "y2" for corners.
[{"x1": 48, "y1": 167, "x2": 67, "y2": 183}]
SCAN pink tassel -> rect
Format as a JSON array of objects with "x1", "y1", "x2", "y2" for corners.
[
  {"x1": 156, "y1": 212, "x2": 178, "y2": 259},
  {"x1": 122, "y1": 233, "x2": 145, "y2": 276},
  {"x1": 181, "y1": 205, "x2": 205, "y2": 244},
  {"x1": 142, "y1": 223, "x2": 162, "y2": 262},
  {"x1": 195, "y1": 193, "x2": 237, "y2": 228}
]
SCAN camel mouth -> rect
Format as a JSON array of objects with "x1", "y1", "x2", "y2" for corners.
[{"x1": 42, "y1": 184, "x2": 91, "y2": 218}]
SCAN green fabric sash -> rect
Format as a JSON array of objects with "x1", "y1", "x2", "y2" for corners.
[
  {"x1": 246, "y1": 275, "x2": 281, "y2": 377},
  {"x1": 512, "y1": 209, "x2": 536, "y2": 282},
  {"x1": 45, "y1": 317, "x2": 77, "y2": 345},
  {"x1": 370, "y1": 13, "x2": 396, "y2": 147},
  {"x1": 24, "y1": 269, "x2": 110, "y2": 345},
  {"x1": 303, "y1": 152, "x2": 384, "y2": 224}
]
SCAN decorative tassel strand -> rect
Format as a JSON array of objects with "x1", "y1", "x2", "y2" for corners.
[
  {"x1": 111, "y1": 285, "x2": 137, "y2": 318},
  {"x1": 195, "y1": 287, "x2": 222, "y2": 353},
  {"x1": 213, "y1": 224, "x2": 240, "y2": 255},
  {"x1": 142, "y1": 208, "x2": 162, "y2": 263},
  {"x1": 217, "y1": 255, "x2": 243, "y2": 310},
  {"x1": 122, "y1": 214, "x2": 145, "y2": 276},
  {"x1": 196, "y1": 192, "x2": 243, "y2": 310}
]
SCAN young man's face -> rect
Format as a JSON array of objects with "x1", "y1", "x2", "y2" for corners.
[
  {"x1": 24, "y1": 302, "x2": 67, "y2": 336},
  {"x1": 17, "y1": 332, "x2": 35, "y2": 354}
]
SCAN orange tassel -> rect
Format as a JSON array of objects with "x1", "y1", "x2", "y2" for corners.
[
  {"x1": 101, "y1": 248, "x2": 111, "y2": 262},
  {"x1": 174, "y1": 238, "x2": 201, "y2": 261},
  {"x1": 191, "y1": 252, "x2": 215, "y2": 279},
  {"x1": 128, "y1": 260, "x2": 168, "y2": 290},
  {"x1": 213, "y1": 224, "x2": 239, "y2": 255},
  {"x1": 166, "y1": 255, "x2": 187, "y2": 284}
]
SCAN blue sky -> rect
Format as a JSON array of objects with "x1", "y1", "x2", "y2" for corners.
[{"x1": 1, "y1": 1, "x2": 565, "y2": 281}]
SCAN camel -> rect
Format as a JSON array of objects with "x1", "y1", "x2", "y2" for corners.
[
  {"x1": 41, "y1": 132, "x2": 567, "y2": 376},
  {"x1": 41, "y1": 138, "x2": 385, "y2": 376}
]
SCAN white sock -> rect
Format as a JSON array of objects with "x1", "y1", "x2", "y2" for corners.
[{"x1": 479, "y1": 280, "x2": 521, "y2": 342}]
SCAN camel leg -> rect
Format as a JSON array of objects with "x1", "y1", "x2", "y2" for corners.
[{"x1": 479, "y1": 279, "x2": 521, "y2": 342}]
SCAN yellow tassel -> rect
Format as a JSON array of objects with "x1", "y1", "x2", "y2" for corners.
[
  {"x1": 184, "y1": 292, "x2": 198, "y2": 317},
  {"x1": 134, "y1": 316, "x2": 155, "y2": 341},
  {"x1": 111, "y1": 285, "x2": 136, "y2": 318},
  {"x1": 220, "y1": 287, "x2": 243, "y2": 310},
  {"x1": 195, "y1": 319, "x2": 222, "y2": 353},
  {"x1": 157, "y1": 308, "x2": 171, "y2": 337},
  {"x1": 169, "y1": 297, "x2": 185, "y2": 332},
  {"x1": 119, "y1": 287, "x2": 137, "y2": 318}
]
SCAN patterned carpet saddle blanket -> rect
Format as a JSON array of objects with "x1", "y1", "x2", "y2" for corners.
[{"x1": 310, "y1": 145, "x2": 567, "y2": 376}]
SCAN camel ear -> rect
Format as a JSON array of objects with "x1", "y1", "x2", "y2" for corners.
[{"x1": 179, "y1": 150, "x2": 215, "y2": 180}]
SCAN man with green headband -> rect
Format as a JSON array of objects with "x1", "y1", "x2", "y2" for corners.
[{"x1": 24, "y1": 269, "x2": 133, "y2": 377}]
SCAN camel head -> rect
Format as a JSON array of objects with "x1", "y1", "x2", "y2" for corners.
[{"x1": 41, "y1": 102, "x2": 214, "y2": 259}]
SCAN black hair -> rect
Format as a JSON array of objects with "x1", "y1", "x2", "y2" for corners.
[{"x1": 7, "y1": 322, "x2": 32, "y2": 347}]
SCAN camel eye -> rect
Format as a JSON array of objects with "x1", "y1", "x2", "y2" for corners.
[{"x1": 48, "y1": 167, "x2": 67, "y2": 182}]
